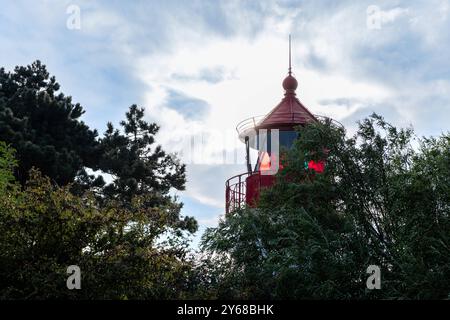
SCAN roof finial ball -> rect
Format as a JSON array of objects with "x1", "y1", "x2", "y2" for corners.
[
  {"x1": 282, "y1": 34, "x2": 298, "y2": 94},
  {"x1": 282, "y1": 74, "x2": 298, "y2": 93}
]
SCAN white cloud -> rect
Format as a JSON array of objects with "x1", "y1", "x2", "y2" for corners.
[
  {"x1": 198, "y1": 213, "x2": 223, "y2": 227},
  {"x1": 440, "y1": 0, "x2": 450, "y2": 20},
  {"x1": 127, "y1": 3, "x2": 402, "y2": 207},
  {"x1": 380, "y1": 7, "x2": 410, "y2": 24}
]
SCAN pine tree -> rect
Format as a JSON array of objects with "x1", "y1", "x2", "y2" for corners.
[
  {"x1": 99, "y1": 105, "x2": 186, "y2": 206},
  {"x1": 0, "y1": 61, "x2": 100, "y2": 185}
]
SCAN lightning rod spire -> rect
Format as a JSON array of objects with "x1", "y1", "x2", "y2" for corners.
[{"x1": 288, "y1": 34, "x2": 292, "y2": 75}]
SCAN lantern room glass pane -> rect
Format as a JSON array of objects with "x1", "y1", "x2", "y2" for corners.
[
  {"x1": 279, "y1": 130, "x2": 298, "y2": 148},
  {"x1": 255, "y1": 130, "x2": 298, "y2": 151}
]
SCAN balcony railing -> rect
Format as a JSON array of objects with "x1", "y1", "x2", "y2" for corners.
[
  {"x1": 236, "y1": 113, "x2": 344, "y2": 142},
  {"x1": 225, "y1": 171, "x2": 250, "y2": 214},
  {"x1": 225, "y1": 170, "x2": 276, "y2": 214}
]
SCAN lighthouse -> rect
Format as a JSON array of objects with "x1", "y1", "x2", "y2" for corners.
[{"x1": 225, "y1": 37, "x2": 331, "y2": 214}]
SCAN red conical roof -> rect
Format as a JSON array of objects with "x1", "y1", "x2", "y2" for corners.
[{"x1": 257, "y1": 73, "x2": 317, "y2": 129}]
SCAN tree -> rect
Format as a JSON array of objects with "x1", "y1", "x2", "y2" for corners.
[
  {"x1": 202, "y1": 114, "x2": 450, "y2": 299},
  {"x1": 98, "y1": 105, "x2": 187, "y2": 206},
  {"x1": 0, "y1": 150, "x2": 197, "y2": 299},
  {"x1": 0, "y1": 142, "x2": 17, "y2": 192},
  {"x1": 0, "y1": 61, "x2": 100, "y2": 185},
  {"x1": 0, "y1": 61, "x2": 200, "y2": 299}
]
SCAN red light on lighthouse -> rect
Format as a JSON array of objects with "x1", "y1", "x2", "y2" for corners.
[{"x1": 308, "y1": 160, "x2": 325, "y2": 173}]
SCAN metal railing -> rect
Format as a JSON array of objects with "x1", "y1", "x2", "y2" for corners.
[
  {"x1": 236, "y1": 113, "x2": 344, "y2": 141},
  {"x1": 225, "y1": 171, "x2": 250, "y2": 214},
  {"x1": 236, "y1": 115, "x2": 265, "y2": 138}
]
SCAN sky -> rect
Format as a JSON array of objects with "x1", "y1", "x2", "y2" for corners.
[{"x1": 1, "y1": 0, "x2": 449, "y2": 248}]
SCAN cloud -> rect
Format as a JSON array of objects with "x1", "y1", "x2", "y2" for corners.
[
  {"x1": 165, "y1": 89, "x2": 210, "y2": 120},
  {"x1": 184, "y1": 164, "x2": 246, "y2": 208},
  {"x1": 105, "y1": 0, "x2": 449, "y2": 213},
  {"x1": 379, "y1": 7, "x2": 410, "y2": 25},
  {"x1": 171, "y1": 66, "x2": 235, "y2": 84}
]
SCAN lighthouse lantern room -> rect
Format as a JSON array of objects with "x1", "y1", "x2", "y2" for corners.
[{"x1": 225, "y1": 37, "x2": 332, "y2": 214}]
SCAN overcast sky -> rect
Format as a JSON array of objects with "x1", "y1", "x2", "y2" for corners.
[{"x1": 1, "y1": 0, "x2": 449, "y2": 248}]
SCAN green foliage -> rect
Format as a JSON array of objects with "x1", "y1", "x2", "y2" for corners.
[
  {"x1": 0, "y1": 168, "x2": 197, "y2": 299},
  {"x1": 0, "y1": 61, "x2": 100, "y2": 185},
  {"x1": 0, "y1": 142, "x2": 17, "y2": 191},
  {"x1": 202, "y1": 114, "x2": 450, "y2": 299},
  {"x1": 98, "y1": 105, "x2": 187, "y2": 205}
]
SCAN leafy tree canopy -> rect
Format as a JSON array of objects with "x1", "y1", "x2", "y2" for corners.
[
  {"x1": 202, "y1": 114, "x2": 450, "y2": 299},
  {"x1": 0, "y1": 61, "x2": 100, "y2": 185},
  {"x1": 0, "y1": 155, "x2": 197, "y2": 299}
]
